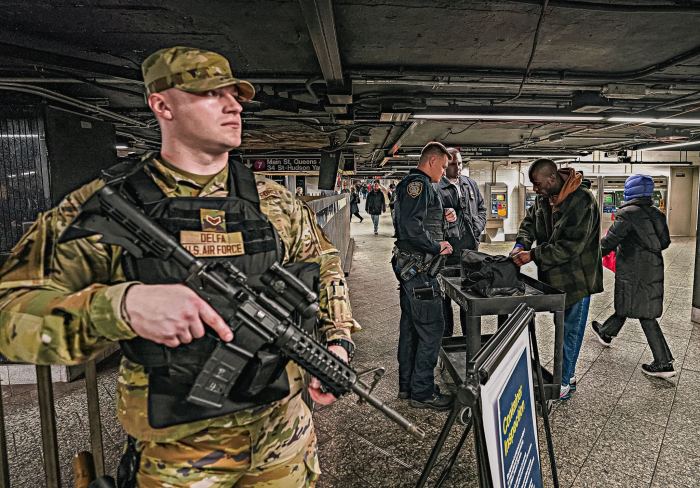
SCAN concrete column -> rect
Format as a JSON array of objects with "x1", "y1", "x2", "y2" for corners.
[{"x1": 691, "y1": 188, "x2": 700, "y2": 323}]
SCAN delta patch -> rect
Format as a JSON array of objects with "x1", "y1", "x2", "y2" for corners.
[
  {"x1": 180, "y1": 230, "x2": 246, "y2": 257},
  {"x1": 201, "y1": 208, "x2": 226, "y2": 232},
  {"x1": 407, "y1": 181, "x2": 423, "y2": 198}
]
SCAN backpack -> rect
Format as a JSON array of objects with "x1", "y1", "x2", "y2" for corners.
[{"x1": 460, "y1": 250, "x2": 525, "y2": 297}]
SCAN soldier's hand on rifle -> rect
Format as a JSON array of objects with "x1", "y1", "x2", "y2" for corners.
[
  {"x1": 124, "y1": 284, "x2": 233, "y2": 347},
  {"x1": 439, "y1": 241, "x2": 453, "y2": 255},
  {"x1": 308, "y1": 344, "x2": 349, "y2": 406}
]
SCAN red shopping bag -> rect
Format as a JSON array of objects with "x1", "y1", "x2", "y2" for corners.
[
  {"x1": 601, "y1": 227, "x2": 616, "y2": 272},
  {"x1": 602, "y1": 251, "x2": 616, "y2": 272}
]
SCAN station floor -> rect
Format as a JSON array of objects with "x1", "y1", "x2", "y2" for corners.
[{"x1": 1, "y1": 211, "x2": 698, "y2": 487}]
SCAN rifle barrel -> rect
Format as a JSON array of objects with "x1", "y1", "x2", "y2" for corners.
[{"x1": 352, "y1": 383, "x2": 425, "y2": 439}]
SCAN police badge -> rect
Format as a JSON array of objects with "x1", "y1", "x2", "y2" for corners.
[{"x1": 407, "y1": 180, "x2": 423, "y2": 198}]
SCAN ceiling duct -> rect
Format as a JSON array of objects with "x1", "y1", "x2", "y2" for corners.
[
  {"x1": 571, "y1": 91, "x2": 614, "y2": 113},
  {"x1": 601, "y1": 83, "x2": 649, "y2": 100},
  {"x1": 655, "y1": 127, "x2": 691, "y2": 142}
]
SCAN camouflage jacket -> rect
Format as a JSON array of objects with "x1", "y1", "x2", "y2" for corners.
[{"x1": 0, "y1": 155, "x2": 360, "y2": 442}]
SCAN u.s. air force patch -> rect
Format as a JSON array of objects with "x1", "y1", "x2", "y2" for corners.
[{"x1": 407, "y1": 180, "x2": 423, "y2": 198}]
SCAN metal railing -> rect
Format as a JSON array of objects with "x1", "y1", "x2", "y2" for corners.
[
  {"x1": 0, "y1": 361, "x2": 105, "y2": 488},
  {"x1": 304, "y1": 194, "x2": 352, "y2": 270}
]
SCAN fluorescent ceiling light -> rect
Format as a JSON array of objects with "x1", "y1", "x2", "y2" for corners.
[
  {"x1": 508, "y1": 154, "x2": 581, "y2": 159},
  {"x1": 409, "y1": 114, "x2": 700, "y2": 125},
  {"x1": 398, "y1": 153, "x2": 581, "y2": 159},
  {"x1": 7, "y1": 170, "x2": 37, "y2": 178},
  {"x1": 640, "y1": 140, "x2": 700, "y2": 151},
  {"x1": 608, "y1": 117, "x2": 700, "y2": 125},
  {"x1": 413, "y1": 114, "x2": 604, "y2": 122},
  {"x1": 631, "y1": 161, "x2": 692, "y2": 166},
  {"x1": 115, "y1": 144, "x2": 129, "y2": 149}
]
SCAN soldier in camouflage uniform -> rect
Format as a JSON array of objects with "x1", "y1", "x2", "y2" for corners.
[{"x1": 0, "y1": 46, "x2": 360, "y2": 487}]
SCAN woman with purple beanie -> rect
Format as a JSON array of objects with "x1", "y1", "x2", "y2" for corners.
[{"x1": 591, "y1": 174, "x2": 675, "y2": 378}]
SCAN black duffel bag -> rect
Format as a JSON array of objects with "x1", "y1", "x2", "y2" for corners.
[{"x1": 460, "y1": 250, "x2": 525, "y2": 297}]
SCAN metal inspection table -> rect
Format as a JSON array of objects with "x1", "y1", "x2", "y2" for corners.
[{"x1": 438, "y1": 267, "x2": 566, "y2": 400}]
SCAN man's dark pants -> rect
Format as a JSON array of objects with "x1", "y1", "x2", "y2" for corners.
[
  {"x1": 442, "y1": 296, "x2": 467, "y2": 337},
  {"x1": 393, "y1": 263, "x2": 445, "y2": 401}
]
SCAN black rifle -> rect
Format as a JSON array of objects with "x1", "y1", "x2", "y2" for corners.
[{"x1": 60, "y1": 185, "x2": 424, "y2": 439}]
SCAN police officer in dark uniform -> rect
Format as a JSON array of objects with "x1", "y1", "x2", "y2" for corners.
[{"x1": 392, "y1": 141, "x2": 454, "y2": 410}]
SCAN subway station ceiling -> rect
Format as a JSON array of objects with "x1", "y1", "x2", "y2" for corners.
[{"x1": 1, "y1": 0, "x2": 700, "y2": 176}]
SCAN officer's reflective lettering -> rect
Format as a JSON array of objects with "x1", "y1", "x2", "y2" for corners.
[{"x1": 180, "y1": 230, "x2": 245, "y2": 257}]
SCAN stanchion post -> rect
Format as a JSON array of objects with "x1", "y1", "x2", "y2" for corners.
[
  {"x1": 529, "y1": 317, "x2": 559, "y2": 488},
  {"x1": 692, "y1": 188, "x2": 700, "y2": 323},
  {"x1": 85, "y1": 359, "x2": 105, "y2": 477},
  {"x1": 36, "y1": 365, "x2": 61, "y2": 488},
  {"x1": 0, "y1": 380, "x2": 10, "y2": 488}
]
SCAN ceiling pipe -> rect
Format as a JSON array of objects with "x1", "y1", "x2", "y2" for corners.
[
  {"x1": 0, "y1": 82, "x2": 150, "y2": 128},
  {"x1": 352, "y1": 79, "x2": 698, "y2": 96},
  {"x1": 505, "y1": 0, "x2": 700, "y2": 13},
  {"x1": 349, "y1": 43, "x2": 700, "y2": 84}
]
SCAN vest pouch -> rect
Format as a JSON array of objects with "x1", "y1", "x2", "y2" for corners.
[
  {"x1": 147, "y1": 366, "x2": 291, "y2": 428},
  {"x1": 234, "y1": 348, "x2": 288, "y2": 398}
]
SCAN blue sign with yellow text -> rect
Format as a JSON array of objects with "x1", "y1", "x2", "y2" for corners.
[{"x1": 497, "y1": 349, "x2": 543, "y2": 488}]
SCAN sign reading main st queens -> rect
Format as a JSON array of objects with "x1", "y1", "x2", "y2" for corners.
[{"x1": 243, "y1": 157, "x2": 322, "y2": 173}]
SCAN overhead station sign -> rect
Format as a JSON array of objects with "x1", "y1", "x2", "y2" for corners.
[
  {"x1": 242, "y1": 155, "x2": 351, "y2": 174},
  {"x1": 243, "y1": 157, "x2": 321, "y2": 173},
  {"x1": 461, "y1": 146, "x2": 510, "y2": 157}
]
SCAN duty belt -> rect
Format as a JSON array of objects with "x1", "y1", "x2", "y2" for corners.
[
  {"x1": 393, "y1": 247, "x2": 445, "y2": 280},
  {"x1": 392, "y1": 247, "x2": 426, "y2": 265}
]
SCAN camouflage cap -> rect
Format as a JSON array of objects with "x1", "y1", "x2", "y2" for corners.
[{"x1": 141, "y1": 46, "x2": 255, "y2": 101}]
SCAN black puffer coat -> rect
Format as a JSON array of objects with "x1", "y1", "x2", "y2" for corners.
[
  {"x1": 601, "y1": 197, "x2": 670, "y2": 319},
  {"x1": 350, "y1": 191, "x2": 360, "y2": 214}
]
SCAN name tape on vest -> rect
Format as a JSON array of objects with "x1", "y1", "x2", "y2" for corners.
[{"x1": 180, "y1": 230, "x2": 246, "y2": 257}]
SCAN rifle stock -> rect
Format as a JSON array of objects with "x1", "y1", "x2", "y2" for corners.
[{"x1": 73, "y1": 451, "x2": 95, "y2": 488}]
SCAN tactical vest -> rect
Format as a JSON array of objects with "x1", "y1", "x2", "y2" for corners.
[
  {"x1": 424, "y1": 182, "x2": 445, "y2": 243},
  {"x1": 105, "y1": 159, "x2": 315, "y2": 428},
  {"x1": 394, "y1": 173, "x2": 444, "y2": 249}
]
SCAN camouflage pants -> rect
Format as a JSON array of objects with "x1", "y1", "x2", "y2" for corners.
[{"x1": 136, "y1": 395, "x2": 320, "y2": 487}]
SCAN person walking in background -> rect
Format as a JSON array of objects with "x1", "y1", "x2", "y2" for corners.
[
  {"x1": 591, "y1": 174, "x2": 675, "y2": 378},
  {"x1": 511, "y1": 159, "x2": 603, "y2": 400},
  {"x1": 365, "y1": 181, "x2": 386, "y2": 235},
  {"x1": 350, "y1": 187, "x2": 363, "y2": 222}
]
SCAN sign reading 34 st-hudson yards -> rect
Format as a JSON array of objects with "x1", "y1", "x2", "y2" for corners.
[
  {"x1": 497, "y1": 348, "x2": 543, "y2": 488},
  {"x1": 243, "y1": 157, "x2": 322, "y2": 173}
]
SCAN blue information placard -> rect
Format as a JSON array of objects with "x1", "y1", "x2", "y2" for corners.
[{"x1": 497, "y1": 349, "x2": 543, "y2": 488}]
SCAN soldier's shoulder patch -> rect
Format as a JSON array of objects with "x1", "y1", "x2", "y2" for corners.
[
  {"x1": 255, "y1": 176, "x2": 289, "y2": 200},
  {"x1": 407, "y1": 180, "x2": 423, "y2": 198}
]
